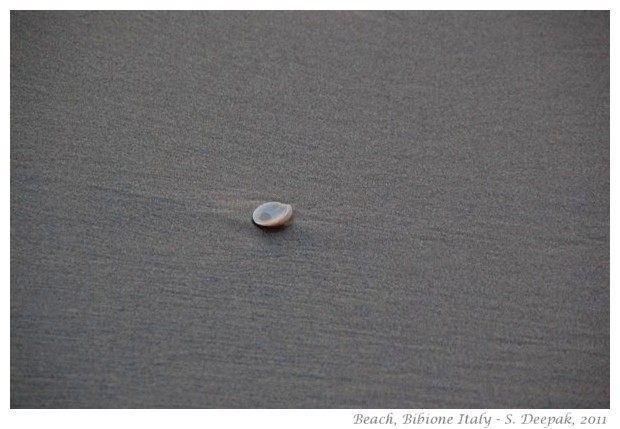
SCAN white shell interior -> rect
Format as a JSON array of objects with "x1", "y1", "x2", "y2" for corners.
[{"x1": 252, "y1": 202, "x2": 293, "y2": 227}]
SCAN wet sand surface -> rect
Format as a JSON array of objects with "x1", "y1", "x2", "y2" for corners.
[{"x1": 11, "y1": 11, "x2": 609, "y2": 408}]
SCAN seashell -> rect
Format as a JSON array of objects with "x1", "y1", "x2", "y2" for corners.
[{"x1": 252, "y1": 202, "x2": 293, "y2": 227}]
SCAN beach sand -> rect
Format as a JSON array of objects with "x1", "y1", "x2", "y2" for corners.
[{"x1": 11, "y1": 11, "x2": 609, "y2": 408}]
